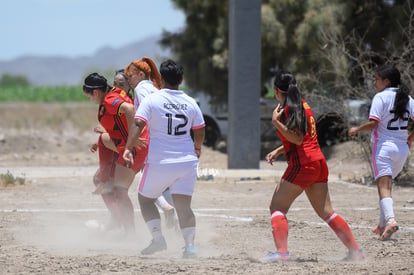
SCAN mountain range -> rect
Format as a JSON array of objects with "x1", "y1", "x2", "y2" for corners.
[{"x1": 0, "y1": 35, "x2": 170, "y2": 86}]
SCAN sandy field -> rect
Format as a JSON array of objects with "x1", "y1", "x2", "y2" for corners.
[{"x1": 0, "y1": 103, "x2": 413, "y2": 274}]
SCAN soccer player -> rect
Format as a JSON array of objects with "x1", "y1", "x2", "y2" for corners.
[
  {"x1": 123, "y1": 59, "x2": 205, "y2": 258},
  {"x1": 83, "y1": 72, "x2": 148, "y2": 236},
  {"x1": 349, "y1": 64, "x2": 414, "y2": 241},
  {"x1": 261, "y1": 70, "x2": 363, "y2": 262},
  {"x1": 124, "y1": 57, "x2": 176, "y2": 228}
]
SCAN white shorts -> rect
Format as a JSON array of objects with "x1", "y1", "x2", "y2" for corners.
[
  {"x1": 138, "y1": 161, "x2": 198, "y2": 199},
  {"x1": 372, "y1": 141, "x2": 409, "y2": 180}
]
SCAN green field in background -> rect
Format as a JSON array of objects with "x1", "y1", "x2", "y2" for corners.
[{"x1": 0, "y1": 86, "x2": 88, "y2": 102}]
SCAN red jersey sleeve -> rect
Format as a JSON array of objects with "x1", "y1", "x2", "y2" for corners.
[{"x1": 104, "y1": 88, "x2": 131, "y2": 116}]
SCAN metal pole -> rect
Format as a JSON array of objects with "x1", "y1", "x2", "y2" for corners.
[{"x1": 228, "y1": 0, "x2": 261, "y2": 168}]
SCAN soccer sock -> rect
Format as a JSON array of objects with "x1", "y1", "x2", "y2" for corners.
[
  {"x1": 380, "y1": 197, "x2": 395, "y2": 224},
  {"x1": 162, "y1": 188, "x2": 174, "y2": 206},
  {"x1": 325, "y1": 212, "x2": 359, "y2": 251},
  {"x1": 378, "y1": 200, "x2": 386, "y2": 227},
  {"x1": 155, "y1": 195, "x2": 174, "y2": 211},
  {"x1": 146, "y1": 219, "x2": 163, "y2": 240},
  {"x1": 271, "y1": 210, "x2": 288, "y2": 254},
  {"x1": 181, "y1": 227, "x2": 196, "y2": 247},
  {"x1": 113, "y1": 186, "x2": 135, "y2": 232}
]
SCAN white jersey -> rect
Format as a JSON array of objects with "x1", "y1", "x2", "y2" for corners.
[
  {"x1": 369, "y1": 87, "x2": 414, "y2": 144},
  {"x1": 133, "y1": 80, "x2": 158, "y2": 110},
  {"x1": 135, "y1": 88, "x2": 205, "y2": 164}
]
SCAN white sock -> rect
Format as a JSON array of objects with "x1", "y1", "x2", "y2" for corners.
[
  {"x1": 379, "y1": 200, "x2": 386, "y2": 227},
  {"x1": 162, "y1": 188, "x2": 174, "y2": 206},
  {"x1": 146, "y1": 219, "x2": 163, "y2": 240},
  {"x1": 181, "y1": 227, "x2": 195, "y2": 247},
  {"x1": 155, "y1": 196, "x2": 173, "y2": 211},
  {"x1": 380, "y1": 197, "x2": 395, "y2": 224}
]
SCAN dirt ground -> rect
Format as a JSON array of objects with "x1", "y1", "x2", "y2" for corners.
[{"x1": 0, "y1": 103, "x2": 413, "y2": 275}]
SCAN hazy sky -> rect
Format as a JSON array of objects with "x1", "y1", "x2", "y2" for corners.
[{"x1": 1, "y1": 0, "x2": 185, "y2": 61}]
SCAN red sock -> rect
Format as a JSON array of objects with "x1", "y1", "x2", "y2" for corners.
[
  {"x1": 271, "y1": 211, "x2": 288, "y2": 253},
  {"x1": 325, "y1": 212, "x2": 359, "y2": 251}
]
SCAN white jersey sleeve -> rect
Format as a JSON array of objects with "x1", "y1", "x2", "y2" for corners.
[
  {"x1": 369, "y1": 87, "x2": 413, "y2": 144},
  {"x1": 135, "y1": 89, "x2": 205, "y2": 164},
  {"x1": 133, "y1": 80, "x2": 158, "y2": 110}
]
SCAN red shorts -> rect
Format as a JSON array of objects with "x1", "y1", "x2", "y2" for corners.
[
  {"x1": 282, "y1": 158, "x2": 328, "y2": 190},
  {"x1": 98, "y1": 134, "x2": 148, "y2": 182},
  {"x1": 116, "y1": 144, "x2": 148, "y2": 173}
]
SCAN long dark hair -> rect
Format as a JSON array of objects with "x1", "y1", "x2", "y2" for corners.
[
  {"x1": 274, "y1": 71, "x2": 307, "y2": 135},
  {"x1": 376, "y1": 64, "x2": 410, "y2": 120}
]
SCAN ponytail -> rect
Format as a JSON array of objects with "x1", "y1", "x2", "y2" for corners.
[
  {"x1": 125, "y1": 56, "x2": 162, "y2": 89},
  {"x1": 141, "y1": 56, "x2": 162, "y2": 89},
  {"x1": 394, "y1": 83, "x2": 410, "y2": 120},
  {"x1": 274, "y1": 71, "x2": 307, "y2": 135},
  {"x1": 376, "y1": 64, "x2": 409, "y2": 120}
]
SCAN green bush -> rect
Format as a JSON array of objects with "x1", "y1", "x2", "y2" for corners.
[{"x1": 0, "y1": 171, "x2": 25, "y2": 186}]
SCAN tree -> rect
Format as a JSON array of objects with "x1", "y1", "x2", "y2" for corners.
[
  {"x1": 161, "y1": 0, "x2": 414, "y2": 102},
  {"x1": 160, "y1": 0, "x2": 229, "y2": 103}
]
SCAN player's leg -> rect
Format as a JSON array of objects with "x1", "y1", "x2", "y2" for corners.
[
  {"x1": 138, "y1": 193, "x2": 167, "y2": 254},
  {"x1": 113, "y1": 164, "x2": 136, "y2": 235},
  {"x1": 169, "y1": 161, "x2": 198, "y2": 258},
  {"x1": 265, "y1": 179, "x2": 302, "y2": 260},
  {"x1": 376, "y1": 175, "x2": 398, "y2": 241},
  {"x1": 306, "y1": 182, "x2": 362, "y2": 259},
  {"x1": 137, "y1": 163, "x2": 171, "y2": 255},
  {"x1": 172, "y1": 194, "x2": 196, "y2": 258},
  {"x1": 373, "y1": 142, "x2": 408, "y2": 241}
]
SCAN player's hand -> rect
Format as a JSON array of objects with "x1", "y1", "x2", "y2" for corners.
[
  {"x1": 90, "y1": 142, "x2": 98, "y2": 153},
  {"x1": 348, "y1": 127, "x2": 358, "y2": 137},
  {"x1": 195, "y1": 148, "x2": 201, "y2": 158},
  {"x1": 94, "y1": 124, "x2": 106, "y2": 134},
  {"x1": 123, "y1": 149, "x2": 134, "y2": 168},
  {"x1": 266, "y1": 151, "x2": 277, "y2": 166},
  {"x1": 272, "y1": 104, "x2": 284, "y2": 122}
]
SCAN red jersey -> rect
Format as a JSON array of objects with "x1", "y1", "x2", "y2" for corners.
[
  {"x1": 277, "y1": 98, "x2": 324, "y2": 164},
  {"x1": 98, "y1": 87, "x2": 148, "y2": 153}
]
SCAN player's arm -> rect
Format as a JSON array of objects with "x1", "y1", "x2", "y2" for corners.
[
  {"x1": 272, "y1": 104, "x2": 303, "y2": 145},
  {"x1": 123, "y1": 117, "x2": 146, "y2": 166},
  {"x1": 348, "y1": 119, "x2": 378, "y2": 137},
  {"x1": 408, "y1": 126, "x2": 414, "y2": 148},
  {"x1": 192, "y1": 127, "x2": 205, "y2": 158},
  {"x1": 266, "y1": 145, "x2": 284, "y2": 165}
]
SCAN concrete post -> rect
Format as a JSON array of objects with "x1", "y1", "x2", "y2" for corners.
[{"x1": 228, "y1": 0, "x2": 261, "y2": 168}]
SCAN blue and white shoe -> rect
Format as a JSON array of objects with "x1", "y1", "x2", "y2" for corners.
[
  {"x1": 183, "y1": 244, "x2": 197, "y2": 258},
  {"x1": 259, "y1": 251, "x2": 290, "y2": 263}
]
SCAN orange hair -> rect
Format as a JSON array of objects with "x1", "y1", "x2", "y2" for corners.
[{"x1": 125, "y1": 56, "x2": 162, "y2": 89}]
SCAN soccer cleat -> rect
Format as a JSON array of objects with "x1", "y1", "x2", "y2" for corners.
[
  {"x1": 164, "y1": 207, "x2": 176, "y2": 229},
  {"x1": 182, "y1": 244, "x2": 197, "y2": 258},
  {"x1": 259, "y1": 251, "x2": 290, "y2": 263},
  {"x1": 141, "y1": 237, "x2": 167, "y2": 255},
  {"x1": 372, "y1": 223, "x2": 384, "y2": 235},
  {"x1": 380, "y1": 220, "x2": 399, "y2": 241},
  {"x1": 343, "y1": 249, "x2": 365, "y2": 261}
]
